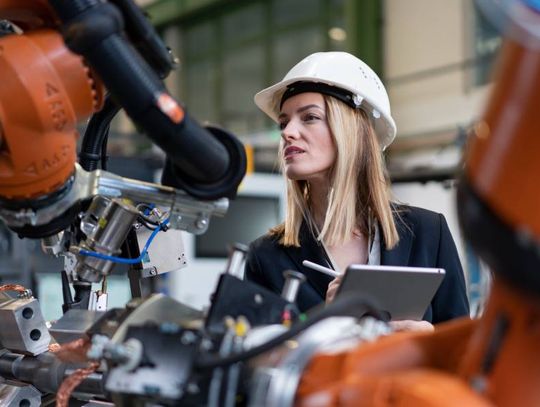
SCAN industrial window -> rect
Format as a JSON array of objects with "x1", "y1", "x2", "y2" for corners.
[
  {"x1": 179, "y1": 0, "x2": 346, "y2": 139},
  {"x1": 472, "y1": 5, "x2": 502, "y2": 86}
]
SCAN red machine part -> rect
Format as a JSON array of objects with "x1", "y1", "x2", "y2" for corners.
[
  {"x1": 466, "y1": 37, "x2": 540, "y2": 241},
  {"x1": 0, "y1": 1, "x2": 103, "y2": 200},
  {"x1": 295, "y1": 319, "x2": 490, "y2": 407},
  {"x1": 0, "y1": 0, "x2": 56, "y2": 30},
  {"x1": 0, "y1": 29, "x2": 103, "y2": 199}
]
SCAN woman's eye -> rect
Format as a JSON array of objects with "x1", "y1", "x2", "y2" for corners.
[
  {"x1": 303, "y1": 113, "x2": 320, "y2": 122},
  {"x1": 278, "y1": 121, "x2": 288, "y2": 130}
]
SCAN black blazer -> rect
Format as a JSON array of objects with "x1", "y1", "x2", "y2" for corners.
[{"x1": 245, "y1": 205, "x2": 470, "y2": 324}]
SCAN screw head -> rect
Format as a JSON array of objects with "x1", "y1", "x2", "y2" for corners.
[{"x1": 196, "y1": 218, "x2": 208, "y2": 230}]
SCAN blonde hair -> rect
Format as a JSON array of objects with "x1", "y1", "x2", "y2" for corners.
[{"x1": 271, "y1": 96, "x2": 399, "y2": 249}]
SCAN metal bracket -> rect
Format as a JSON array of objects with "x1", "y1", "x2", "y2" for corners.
[{"x1": 0, "y1": 164, "x2": 229, "y2": 235}]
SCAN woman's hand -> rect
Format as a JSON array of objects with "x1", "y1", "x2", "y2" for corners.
[
  {"x1": 325, "y1": 274, "x2": 344, "y2": 304},
  {"x1": 389, "y1": 320, "x2": 434, "y2": 332},
  {"x1": 325, "y1": 275, "x2": 434, "y2": 333}
]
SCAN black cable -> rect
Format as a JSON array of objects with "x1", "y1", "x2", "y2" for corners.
[
  {"x1": 100, "y1": 127, "x2": 109, "y2": 170},
  {"x1": 137, "y1": 213, "x2": 160, "y2": 226},
  {"x1": 60, "y1": 270, "x2": 74, "y2": 314},
  {"x1": 79, "y1": 95, "x2": 120, "y2": 171},
  {"x1": 481, "y1": 313, "x2": 509, "y2": 374},
  {"x1": 136, "y1": 203, "x2": 154, "y2": 212},
  {"x1": 195, "y1": 294, "x2": 385, "y2": 370}
]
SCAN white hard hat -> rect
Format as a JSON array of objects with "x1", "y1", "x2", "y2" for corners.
[{"x1": 254, "y1": 51, "x2": 397, "y2": 149}]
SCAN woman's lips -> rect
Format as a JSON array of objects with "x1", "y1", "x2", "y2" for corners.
[{"x1": 284, "y1": 146, "x2": 305, "y2": 159}]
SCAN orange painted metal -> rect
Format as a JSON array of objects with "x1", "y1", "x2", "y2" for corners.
[
  {"x1": 296, "y1": 319, "x2": 492, "y2": 406},
  {"x1": 458, "y1": 280, "x2": 540, "y2": 406},
  {"x1": 0, "y1": 28, "x2": 103, "y2": 199},
  {"x1": 0, "y1": 0, "x2": 57, "y2": 29},
  {"x1": 296, "y1": 280, "x2": 540, "y2": 406},
  {"x1": 466, "y1": 36, "x2": 540, "y2": 240}
]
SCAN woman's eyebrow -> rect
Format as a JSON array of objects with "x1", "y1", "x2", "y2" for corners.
[{"x1": 278, "y1": 104, "x2": 324, "y2": 119}]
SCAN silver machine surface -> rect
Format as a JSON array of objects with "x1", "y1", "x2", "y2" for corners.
[
  {"x1": 0, "y1": 284, "x2": 392, "y2": 406},
  {"x1": 0, "y1": 297, "x2": 51, "y2": 356},
  {"x1": 0, "y1": 382, "x2": 41, "y2": 407},
  {"x1": 247, "y1": 317, "x2": 391, "y2": 407},
  {"x1": 0, "y1": 164, "x2": 228, "y2": 237},
  {"x1": 49, "y1": 309, "x2": 105, "y2": 345},
  {"x1": 45, "y1": 166, "x2": 227, "y2": 285}
]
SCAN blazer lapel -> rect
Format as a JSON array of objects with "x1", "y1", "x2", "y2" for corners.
[
  {"x1": 281, "y1": 210, "x2": 414, "y2": 297},
  {"x1": 282, "y1": 222, "x2": 333, "y2": 298},
  {"x1": 381, "y1": 209, "x2": 414, "y2": 266}
]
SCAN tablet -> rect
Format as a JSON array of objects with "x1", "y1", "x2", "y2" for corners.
[{"x1": 336, "y1": 264, "x2": 446, "y2": 321}]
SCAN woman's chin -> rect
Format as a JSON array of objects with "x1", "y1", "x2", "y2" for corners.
[
  {"x1": 285, "y1": 168, "x2": 329, "y2": 182},
  {"x1": 285, "y1": 169, "x2": 306, "y2": 181}
]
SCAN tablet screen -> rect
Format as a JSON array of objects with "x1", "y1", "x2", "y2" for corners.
[{"x1": 336, "y1": 264, "x2": 446, "y2": 320}]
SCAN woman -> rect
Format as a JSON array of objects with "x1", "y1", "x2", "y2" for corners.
[{"x1": 244, "y1": 52, "x2": 469, "y2": 329}]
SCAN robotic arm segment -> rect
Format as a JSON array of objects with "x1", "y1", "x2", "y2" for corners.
[
  {"x1": 109, "y1": 0, "x2": 176, "y2": 79},
  {"x1": 0, "y1": 0, "x2": 244, "y2": 241},
  {"x1": 48, "y1": 0, "x2": 246, "y2": 200},
  {"x1": 0, "y1": 28, "x2": 104, "y2": 202}
]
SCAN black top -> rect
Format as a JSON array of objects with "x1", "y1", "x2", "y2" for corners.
[{"x1": 244, "y1": 205, "x2": 470, "y2": 324}]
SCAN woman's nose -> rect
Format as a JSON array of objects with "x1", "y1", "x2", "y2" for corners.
[{"x1": 281, "y1": 121, "x2": 300, "y2": 141}]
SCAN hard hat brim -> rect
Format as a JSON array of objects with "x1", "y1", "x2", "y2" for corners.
[{"x1": 254, "y1": 77, "x2": 397, "y2": 150}]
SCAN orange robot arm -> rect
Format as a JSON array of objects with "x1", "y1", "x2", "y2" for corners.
[
  {"x1": 0, "y1": 0, "x2": 246, "y2": 239},
  {"x1": 0, "y1": 1, "x2": 104, "y2": 201}
]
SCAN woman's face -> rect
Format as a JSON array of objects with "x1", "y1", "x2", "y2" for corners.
[{"x1": 278, "y1": 92, "x2": 336, "y2": 182}]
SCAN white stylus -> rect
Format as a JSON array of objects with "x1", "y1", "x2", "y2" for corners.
[{"x1": 302, "y1": 260, "x2": 340, "y2": 278}]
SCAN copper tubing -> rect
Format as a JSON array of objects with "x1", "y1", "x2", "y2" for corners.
[
  {"x1": 55, "y1": 361, "x2": 100, "y2": 407},
  {"x1": 0, "y1": 284, "x2": 29, "y2": 293},
  {"x1": 49, "y1": 337, "x2": 91, "y2": 364}
]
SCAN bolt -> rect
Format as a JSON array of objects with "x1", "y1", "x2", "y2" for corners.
[
  {"x1": 17, "y1": 289, "x2": 33, "y2": 299},
  {"x1": 254, "y1": 293, "x2": 263, "y2": 304},
  {"x1": 195, "y1": 218, "x2": 208, "y2": 230}
]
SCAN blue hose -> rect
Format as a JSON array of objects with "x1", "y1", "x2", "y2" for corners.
[{"x1": 78, "y1": 218, "x2": 170, "y2": 264}]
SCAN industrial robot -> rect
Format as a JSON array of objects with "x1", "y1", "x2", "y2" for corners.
[{"x1": 0, "y1": 0, "x2": 537, "y2": 406}]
